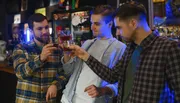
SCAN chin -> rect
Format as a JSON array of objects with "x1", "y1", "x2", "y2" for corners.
[{"x1": 93, "y1": 34, "x2": 99, "y2": 37}]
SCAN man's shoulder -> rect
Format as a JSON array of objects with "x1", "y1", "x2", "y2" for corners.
[
  {"x1": 14, "y1": 41, "x2": 36, "y2": 52},
  {"x1": 155, "y1": 36, "x2": 179, "y2": 47},
  {"x1": 112, "y1": 38, "x2": 126, "y2": 48},
  {"x1": 81, "y1": 39, "x2": 96, "y2": 47},
  {"x1": 113, "y1": 38, "x2": 125, "y2": 45}
]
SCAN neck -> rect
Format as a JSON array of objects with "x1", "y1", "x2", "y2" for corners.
[
  {"x1": 97, "y1": 30, "x2": 113, "y2": 40},
  {"x1": 97, "y1": 35, "x2": 113, "y2": 40},
  {"x1": 133, "y1": 25, "x2": 152, "y2": 45},
  {"x1": 34, "y1": 38, "x2": 44, "y2": 47}
]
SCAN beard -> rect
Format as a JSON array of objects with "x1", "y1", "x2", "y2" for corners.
[
  {"x1": 116, "y1": 35, "x2": 122, "y2": 41},
  {"x1": 34, "y1": 34, "x2": 50, "y2": 44}
]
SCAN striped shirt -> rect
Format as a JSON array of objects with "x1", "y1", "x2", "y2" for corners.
[{"x1": 13, "y1": 40, "x2": 68, "y2": 103}]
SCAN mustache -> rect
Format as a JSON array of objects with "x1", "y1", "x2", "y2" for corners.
[{"x1": 41, "y1": 34, "x2": 50, "y2": 37}]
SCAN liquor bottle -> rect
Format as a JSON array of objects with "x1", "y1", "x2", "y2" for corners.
[
  {"x1": 72, "y1": 0, "x2": 75, "y2": 9},
  {"x1": 66, "y1": 0, "x2": 70, "y2": 10}
]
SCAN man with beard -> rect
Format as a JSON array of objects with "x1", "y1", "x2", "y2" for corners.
[
  {"x1": 12, "y1": 13, "x2": 68, "y2": 103},
  {"x1": 64, "y1": 1, "x2": 180, "y2": 103}
]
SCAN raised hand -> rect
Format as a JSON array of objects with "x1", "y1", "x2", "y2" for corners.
[
  {"x1": 40, "y1": 44, "x2": 57, "y2": 62},
  {"x1": 68, "y1": 44, "x2": 89, "y2": 61}
]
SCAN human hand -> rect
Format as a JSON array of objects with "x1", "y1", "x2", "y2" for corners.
[
  {"x1": 84, "y1": 85, "x2": 103, "y2": 98},
  {"x1": 40, "y1": 44, "x2": 57, "y2": 62},
  {"x1": 68, "y1": 44, "x2": 89, "y2": 61},
  {"x1": 46, "y1": 84, "x2": 57, "y2": 102}
]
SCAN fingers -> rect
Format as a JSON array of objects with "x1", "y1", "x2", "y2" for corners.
[
  {"x1": 84, "y1": 85, "x2": 94, "y2": 92},
  {"x1": 58, "y1": 44, "x2": 64, "y2": 49},
  {"x1": 84, "y1": 85, "x2": 100, "y2": 98},
  {"x1": 89, "y1": 92, "x2": 99, "y2": 98},
  {"x1": 44, "y1": 43, "x2": 58, "y2": 50},
  {"x1": 68, "y1": 44, "x2": 77, "y2": 50},
  {"x1": 46, "y1": 92, "x2": 50, "y2": 102},
  {"x1": 44, "y1": 43, "x2": 54, "y2": 48},
  {"x1": 46, "y1": 92, "x2": 57, "y2": 102}
]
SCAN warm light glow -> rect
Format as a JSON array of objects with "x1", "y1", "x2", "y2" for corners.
[
  {"x1": 35, "y1": 8, "x2": 46, "y2": 16},
  {"x1": 153, "y1": 0, "x2": 165, "y2": 3}
]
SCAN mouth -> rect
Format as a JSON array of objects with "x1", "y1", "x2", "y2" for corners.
[
  {"x1": 93, "y1": 31, "x2": 98, "y2": 33},
  {"x1": 42, "y1": 35, "x2": 50, "y2": 38}
]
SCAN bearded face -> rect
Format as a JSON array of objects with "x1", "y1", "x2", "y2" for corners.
[{"x1": 32, "y1": 19, "x2": 50, "y2": 44}]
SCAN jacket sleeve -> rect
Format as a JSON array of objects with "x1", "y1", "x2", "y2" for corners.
[
  {"x1": 13, "y1": 44, "x2": 44, "y2": 80},
  {"x1": 61, "y1": 56, "x2": 77, "y2": 75},
  {"x1": 103, "y1": 42, "x2": 126, "y2": 97},
  {"x1": 166, "y1": 42, "x2": 180, "y2": 102}
]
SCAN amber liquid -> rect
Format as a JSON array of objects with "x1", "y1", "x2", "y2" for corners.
[
  {"x1": 53, "y1": 43, "x2": 59, "y2": 47},
  {"x1": 60, "y1": 35, "x2": 72, "y2": 41},
  {"x1": 59, "y1": 35, "x2": 72, "y2": 51}
]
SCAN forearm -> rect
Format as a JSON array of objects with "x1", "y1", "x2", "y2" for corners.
[
  {"x1": 63, "y1": 53, "x2": 71, "y2": 63},
  {"x1": 14, "y1": 55, "x2": 44, "y2": 79},
  {"x1": 61, "y1": 56, "x2": 76, "y2": 74}
]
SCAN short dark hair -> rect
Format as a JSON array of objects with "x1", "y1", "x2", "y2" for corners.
[
  {"x1": 91, "y1": 5, "x2": 115, "y2": 23},
  {"x1": 115, "y1": 1, "x2": 147, "y2": 21},
  {"x1": 27, "y1": 13, "x2": 47, "y2": 30}
]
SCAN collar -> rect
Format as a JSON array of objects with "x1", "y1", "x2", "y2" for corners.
[
  {"x1": 129, "y1": 31, "x2": 159, "y2": 50},
  {"x1": 26, "y1": 40, "x2": 43, "y2": 52}
]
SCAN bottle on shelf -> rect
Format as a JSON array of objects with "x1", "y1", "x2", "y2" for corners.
[{"x1": 66, "y1": 0, "x2": 70, "y2": 10}]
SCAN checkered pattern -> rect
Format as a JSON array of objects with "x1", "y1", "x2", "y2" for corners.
[
  {"x1": 85, "y1": 32, "x2": 180, "y2": 103},
  {"x1": 13, "y1": 41, "x2": 68, "y2": 103}
]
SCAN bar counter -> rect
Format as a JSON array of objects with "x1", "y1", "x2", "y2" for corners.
[{"x1": 0, "y1": 61, "x2": 14, "y2": 74}]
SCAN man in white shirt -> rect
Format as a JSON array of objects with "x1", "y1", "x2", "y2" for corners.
[{"x1": 61, "y1": 5, "x2": 126, "y2": 103}]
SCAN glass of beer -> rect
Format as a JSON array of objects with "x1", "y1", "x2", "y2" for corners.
[{"x1": 58, "y1": 28, "x2": 73, "y2": 51}]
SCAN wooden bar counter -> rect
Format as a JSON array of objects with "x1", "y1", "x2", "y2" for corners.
[{"x1": 0, "y1": 61, "x2": 14, "y2": 74}]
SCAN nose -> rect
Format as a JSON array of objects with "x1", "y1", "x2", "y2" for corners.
[
  {"x1": 42, "y1": 28, "x2": 48, "y2": 35},
  {"x1": 91, "y1": 24, "x2": 95, "y2": 31}
]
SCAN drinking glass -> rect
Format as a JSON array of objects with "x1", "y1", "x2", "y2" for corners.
[{"x1": 58, "y1": 28, "x2": 73, "y2": 51}]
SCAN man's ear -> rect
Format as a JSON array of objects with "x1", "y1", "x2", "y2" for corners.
[{"x1": 130, "y1": 19, "x2": 138, "y2": 30}]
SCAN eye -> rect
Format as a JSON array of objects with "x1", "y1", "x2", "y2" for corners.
[
  {"x1": 37, "y1": 27, "x2": 43, "y2": 31},
  {"x1": 45, "y1": 26, "x2": 49, "y2": 30},
  {"x1": 94, "y1": 22, "x2": 101, "y2": 26}
]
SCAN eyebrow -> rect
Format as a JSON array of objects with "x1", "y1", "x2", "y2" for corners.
[
  {"x1": 37, "y1": 25, "x2": 49, "y2": 28},
  {"x1": 92, "y1": 22, "x2": 101, "y2": 24}
]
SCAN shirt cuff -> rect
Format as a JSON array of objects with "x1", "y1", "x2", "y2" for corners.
[
  {"x1": 51, "y1": 80, "x2": 61, "y2": 90},
  {"x1": 61, "y1": 56, "x2": 74, "y2": 65},
  {"x1": 85, "y1": 55, "x2": 93, "y2": 65},
  {"x1": 105, "y1": 85, "x2": 118, "y2": 97},
  {"x1": 34, "y1": 55, "x2": 44, "y2": 68}
]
